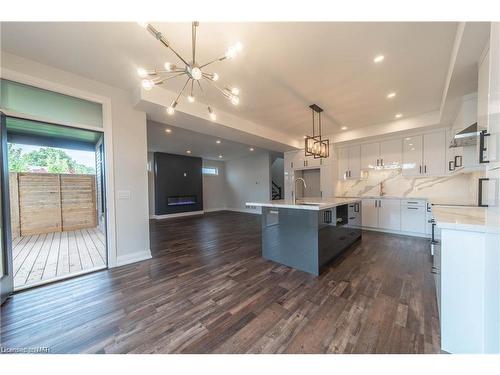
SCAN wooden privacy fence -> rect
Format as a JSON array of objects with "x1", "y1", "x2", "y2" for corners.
[{"x1": 9, "y1": 172, "x2": 97, "y2": 238}]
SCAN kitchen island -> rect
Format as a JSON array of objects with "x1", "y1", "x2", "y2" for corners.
[{"x1": 246, "y1": 198, "x2": 362, "y2": 276}]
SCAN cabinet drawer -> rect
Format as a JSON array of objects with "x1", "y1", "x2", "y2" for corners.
[{"x1": 401, "y1": 199, "x2": 425, "y2": 207}]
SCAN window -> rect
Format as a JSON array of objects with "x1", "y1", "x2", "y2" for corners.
[{"x1": 202, "y1": 166, "x2": 218, "y2": 175}]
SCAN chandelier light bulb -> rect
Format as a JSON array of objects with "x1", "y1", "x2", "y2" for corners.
[
  {"x1": 137, "y1": 22, "x2": 148, "y2": 28},
  {"x1": 212, "y1": 73, "x2": 219, "y2": 81},
  {"x1": 191, "y1": 67, "x2": 202, "y2": 80},
  {"x1": 164, "y1": 62, "x2": 173, "y2": 71},
  {"x1": 166, "y1": 106, "x2": 175, "y2": 115},
  {"x1": 231, "y1": 96, "x2": 240, "y2": 105},
  {"x1": 141, "y1": 79, "x2": 154, "y2": 91},
  {"x1": 228, "y1": 87, "x2": 239, "y2": 95},
  {"x1": 225, "y1": 47, "x2": 237, "y2": 59},
  {"x1": 235, "y1": 42, "x2": 243, "y2": 52},
  {"x1": 187, "y1": 95, "x2": 195, "y2": 103},
  {"x1": 137, "y1": 68, "x2": 148, "y2": 78}
]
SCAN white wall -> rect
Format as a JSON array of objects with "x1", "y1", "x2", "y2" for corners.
[
  {"x1": 225, "y1": 152, "x2": 271, "y2": 213},
  {"x1": 202, "y1": 160, "x2": 227, "y2": 212},
  {"x1": 147, "y1": 152, "x2": 155, "y2": 216},
  {"x1": 1, "y1": 52, "x2": 151, "y2": 266}
]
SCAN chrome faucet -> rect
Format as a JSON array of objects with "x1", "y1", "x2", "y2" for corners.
[{"x1": 293, "y1": 178, "x2": 307, "y2": 204}]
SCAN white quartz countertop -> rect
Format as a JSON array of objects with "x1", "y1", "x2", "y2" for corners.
[
  {"x1": 432, "y1": 205, "x2": 487, "y2": 232},
  {"x1": 246, "y1": 197, "x2": 361, "y2": 211}
]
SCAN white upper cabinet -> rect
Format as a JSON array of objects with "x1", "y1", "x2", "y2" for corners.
[
  {"x1": 360, "y1": 142, "x2": 380, "y2": 170},
  {"x1": 380, "y1": 139, "x2": 402, "y2": 168},
  {"x1": 402, "y1": 131, "x2": 446, "y2": 176},
  {"x1": 361, "y1": 139, "x2": 402, "y2": 170},
  {"x1": 337, "y1": 147, "x2": 349, "y2": 180},
  {"x1": 402, "y1": 135, "x2": 423, "y2": 176},
  {"x1": 348, "y1": 145, "x2": 361, "y2": 179},
  {"x1": 423, "y1": 131, "x2": 446, "y2": 176},
  {"x1": 320, "y1": 163, "x2": 335, "y2": 198},
  {"x1": 339, "y1": 145, "x2": 361, "y2": 179},
  {"x1": 478, "y1": 45, "x2": 490, "y2": 131}
]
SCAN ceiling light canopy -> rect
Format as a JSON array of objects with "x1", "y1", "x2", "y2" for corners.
[
  {"x1": 304, "y1": 104, "x2": 329, "y2": 159},
  {"x1": 136, "y1": 22, "x2": 242, "y2": 120}
]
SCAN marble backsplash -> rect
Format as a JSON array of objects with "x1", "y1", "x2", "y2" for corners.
[{"x1": 336, "y1": 169, "x2": 485, "y2": 205}]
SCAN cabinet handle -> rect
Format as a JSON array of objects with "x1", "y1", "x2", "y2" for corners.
[
  {"x1": 381, "y1": 158, "x2": 383, "y2": 166},
  {"x1": 424, "y1": 165, "x2": 427, "y2": 173},
  {"x1": 407, "y1": 207, "x2": 418, "y2": 210},
  {"x1": 376, "y1": 159, "x2": 380, "y2": 166},
  {"x1": 375, "y1": 200, "x2": 377, "y2": 208},
  {"x1": 448, "y1": 160, "x2": 455, "y2": 171},
  {"x1": 479, "y1": 130, "x2": 490, "y2": 164},
  {"x1": 291, "y1": 162, "x2": 293, "y2": 168},
  {"x1": 354, "y1": 203, "x2": 359, "y2": 212},
  {"x1": 419, "y1": 165, "x2": 422, "y2": 174}
]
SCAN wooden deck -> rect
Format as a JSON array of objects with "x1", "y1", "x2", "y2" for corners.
[{"x1": 12, "y1": 228, "x2": 106, "y2": 290}]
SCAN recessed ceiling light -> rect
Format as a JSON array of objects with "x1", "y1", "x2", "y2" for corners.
[
  {"x1": 249, "y1": 147, "x2": 254, "y2": 151},
  {"x1": 395, "y1": 113, "x2": 403, "y2": 119},
  {"x1": 218, "y1": 154, "x2": 223, "y2": 158},
  {"x1": 341, "y1": 126, "x2": 348, "y2": 131},
  {"x1": 387, "y1": 92, "x2": 396, "y2": 99},
  {"x1": 373, "y1": 54, "x2": 385, "y2": 63},
  {"x1": 186, "y1": 150, "x2": 192, "y2": 154},
  {"x1": 216, "y1": 140, "x2": 221, "y2": 144},
  {"x1": 165, "y1": 128, "x2": 172, "y2": 133}
]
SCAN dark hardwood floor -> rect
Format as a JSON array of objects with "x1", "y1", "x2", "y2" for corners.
[{"x1": 0, "y1": 211, "x2": 440, "y2": 353}]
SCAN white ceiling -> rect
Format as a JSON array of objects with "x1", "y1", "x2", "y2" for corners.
[
  {"x1": 147, "y1": 120, "x2": 266, "y2": 161},
  {"x1": 1, "y1": 21, "x2": 459, "y2": 138}
]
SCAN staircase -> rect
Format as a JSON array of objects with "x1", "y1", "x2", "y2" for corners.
[{"x1": 272, "y1": 181, "x2": 282, "y2": 200}]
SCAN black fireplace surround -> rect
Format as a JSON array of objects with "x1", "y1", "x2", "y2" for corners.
[{"x1": 154, "y1": 152, "x2": 203, "y2": 215}]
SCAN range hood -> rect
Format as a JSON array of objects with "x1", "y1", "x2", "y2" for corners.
[{"x1": 449, "y1": 122, "x2": 480, "y2": 148}]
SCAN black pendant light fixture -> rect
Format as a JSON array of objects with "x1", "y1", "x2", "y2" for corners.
[{"x1": 304, "y1": 104, "x2": 329, "y2": 159}]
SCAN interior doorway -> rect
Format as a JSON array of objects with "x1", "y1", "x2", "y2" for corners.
[{"x1": 3, "y1": 116, "x2": 107, "y2": 291}]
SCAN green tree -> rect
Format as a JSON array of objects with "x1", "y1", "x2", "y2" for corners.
[
  {"x1": 8, "y1": 145, "x2": 95, "y2": 174},
  {"x1": 8, "y1": 144, "x2": 29, "y2": 172}
]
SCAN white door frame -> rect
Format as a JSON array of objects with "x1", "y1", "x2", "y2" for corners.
[{"x1": 0, "y1": 69, "x2": 118, "y2": 267}]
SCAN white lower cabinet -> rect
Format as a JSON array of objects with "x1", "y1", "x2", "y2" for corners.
[
  {"x1": 361, "y1": 198, "x2": 428, "y2": 236},
  {"x1": 401, "y1": 204, "x2": 426, "y2": 234},
  {"x1": 378, "y1": 199, "x2": 401, "y2": 231},
  {"x1": 361, "y1": 199, "x2": 378, "y2": 227}
]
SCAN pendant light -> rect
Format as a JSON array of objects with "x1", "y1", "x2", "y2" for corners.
[{"x1": 304, "y1": 104, "x2": 329, "y2": 159}]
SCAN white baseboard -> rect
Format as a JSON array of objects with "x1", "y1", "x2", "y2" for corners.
[
  {"x1": 204, "y1": 207, "x2": 226, "y2": 213},
  {"x1": 116, "y1": 249, "x2": 152, "y2": 267},
  {"x1": 151, "y1": 210, "x2": 204, "y2": 220}
]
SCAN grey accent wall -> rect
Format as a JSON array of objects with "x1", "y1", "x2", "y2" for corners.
[{"x1": 154, "y1": 152, "x2": 203, "y2": 215}]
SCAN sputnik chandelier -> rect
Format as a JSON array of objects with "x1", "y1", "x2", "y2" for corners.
[
  {"x1": 137, "y1": 22, "x2": 242, "y2": 121},
  {"x1": 304, "y1": 104, "x2": 330, "y2": 159}
]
